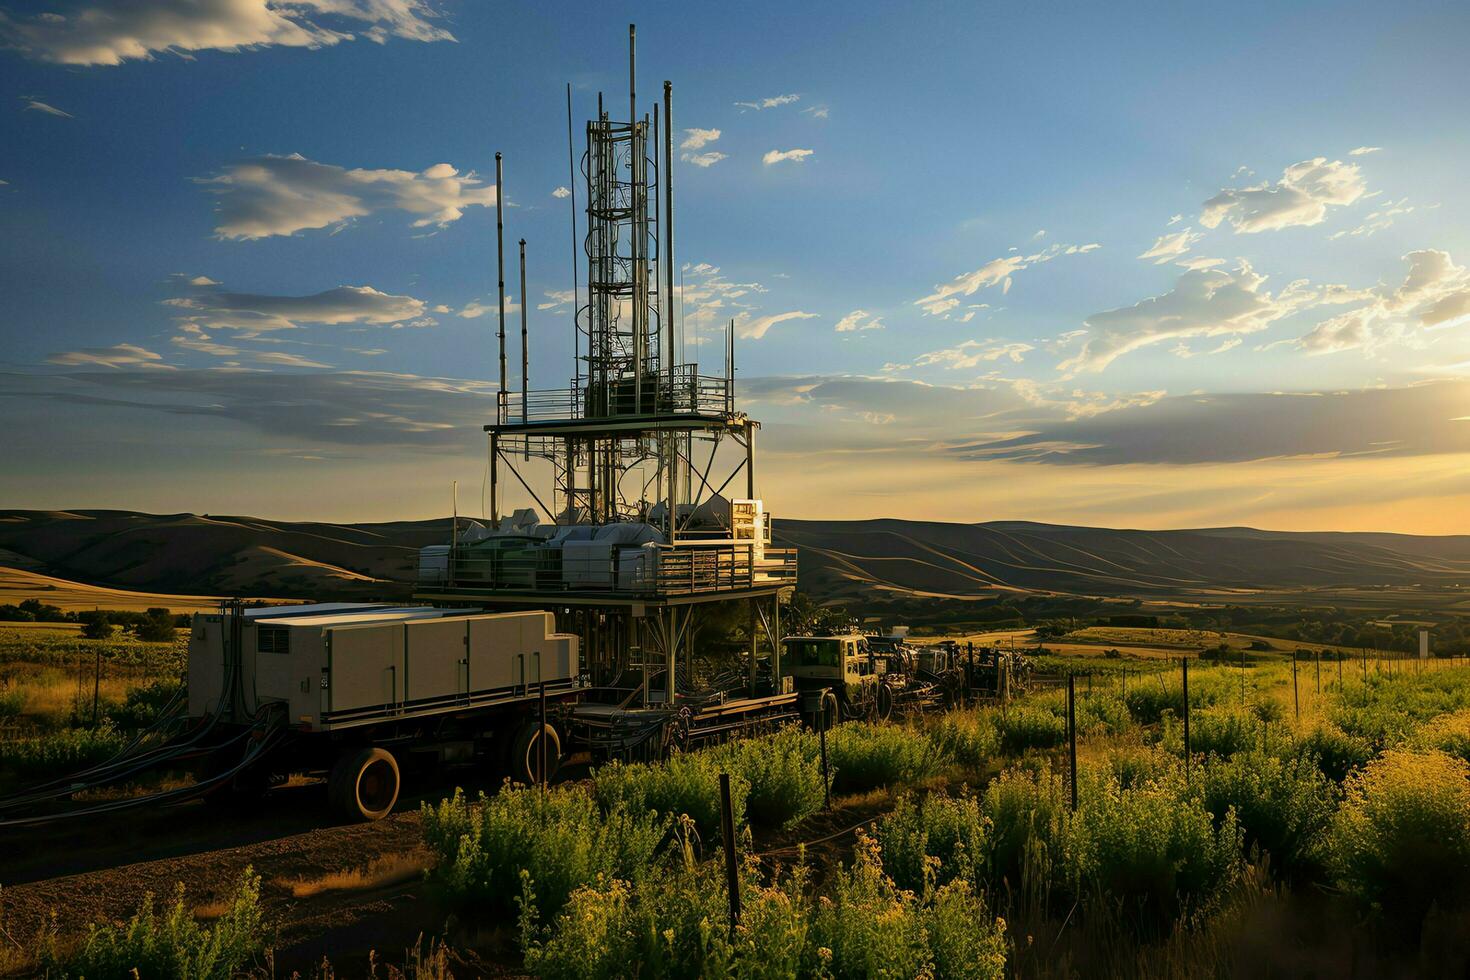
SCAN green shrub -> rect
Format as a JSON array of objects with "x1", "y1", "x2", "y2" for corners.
[
  {"x1": 593, "y1": 752, "x2": 748, "y2": 842},
  {"x1": 107, "y1": 679, "x2": 182, "y2": 731},
  {"x1": 1294, "y1": 721, "x2": 1373, "y2": 783},
  {"x1": 981, "y1": 765, "x2": 1066, "y2": 898},
  {"x1": 1176, "y1": 708, "x2": 1259, "y2": 758},
  {"x1": 1063, "y1": 766, "x2": 1241, "y2": 919},
  {"x1": 46, "y1": 868, "x2": 263, "y2": 980},
  {"x1": 0, "y1": 723, "x2": 128, "y2": 781},
  {"x1": 925, "y1": 879, "x2": 1008, "y2": 980},
  {"x1": 876, "y1": 793, "x2": 989, "y2": 894},
  {"x1": 808, "y1": 836, "x2": 935, "y2": 979},
  {"x1": 928, "y1": 710, "x2": 999, "y2": 769},
  {"x1": 1200, "y1": 750, "x2": 1336, "y2": 877},
  {"x1": 0, "y1": 685, "x2": 23, "y2": 718},
  {"x1": 827, "y1": 722, "x2": 942, "y2": 793},
  {"x1": 995, "y1": 706, "x2": 1065, "y2": 754},
  {"x1": 1100, "y1": 742, "x2": 1179, "y2": 789},
  {"x1": 1414, "y1": 710, "x2": 1470, "y2": 764},
  {"x1": 422, "y1": 785, "x2": 668, "y2": 921},
  {"x1": 708, "y1": 726, "x2": 827, "y2": 828},
  {"x1": 521, "y1": 850, "x2": 814, "y2": 980},
  {"x1": 1331, "y1": 750, "x2": 1470, "y2": 915}
]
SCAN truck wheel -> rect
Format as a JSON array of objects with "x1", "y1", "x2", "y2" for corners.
[
  {"x1": 510, "y1": 720, "x2": 561, "y2": 786},
  {"x1": 328, "y1": 746, "x2": 400, "y2": 822}
]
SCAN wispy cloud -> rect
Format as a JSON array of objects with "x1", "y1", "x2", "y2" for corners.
[
  {"x1": 914, "y1": 242, "x2": 1099, "y2": 317},
  {"x1": 198, "y1": 154, "x2": 496, "y2": 239},
  {"x1": 1297, "y1": 248, "x2": 1470, "y2": 354},
  {"x1": 681, "y1": 128, "x2": 721, "y2": 150},
  {"x1": 834, "y1": 310, "x2": 884, "y2": 333},
  {"x1": 0, "y1": 0, "x2": 453, "y2": 66},
  {"x1": 762, "y1": 148, "x2": 813, "y2": 166},
  {"x1": 1200, "y1": 157, "x2": 1366, "y2": 233},
  {"x1": 47, "y1": 343, "x2": 171, "y2": 369},
  {"x1": 21, "y1": 98, "x2": 71, "y2": 118},
  {"x1": 1062, "y1": 262, "x2": 1315, "y2": 373},
  {"x1": 164, "y1": 277, "x2": 428, "y2": 332},
  {"x1": 1349, "y1": 146, "x2": 1382, "y2": 156},
  {"x1": 1138, "y1": 229, "x2": 1204, "y2": 264},
  {"x1": 801, "y1": 105, "x2": 829, "y2": 119},
  {"x1": 682, "y1": 151, "x2": 727, "y2": 168},
  {"x1": 551, "y1": 186, "x2": 571, "y2": 199},
  {"x1": 737, "y1": 310, "x2": 818, "y2": 340},
  {"x1": 735, "y1": 93, "x2": 800, "y2": 111}
]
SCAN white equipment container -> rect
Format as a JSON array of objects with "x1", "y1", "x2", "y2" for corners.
[{"x1": 188, "y1": 604, "x2": 580, "y2": 731}]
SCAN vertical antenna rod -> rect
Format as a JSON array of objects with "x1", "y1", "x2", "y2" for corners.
[
  {"x1": 495, "y1": 152, "x2": 507, "y2": 420},
  {"x1": 566, "y1": 83, "x2": 578, "y2": 390},
  {"x1": 628, "y1": 25, "x2": 636, "y2": 137},
  {"x1": 519, "y1": 238, "x2": 529, "y2": 425},
  {"x1": 663, "y1": 80, "x2": 675, "y2": 390}
]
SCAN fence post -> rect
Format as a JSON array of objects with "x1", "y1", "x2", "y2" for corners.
[
  {"x1": 1066, "y1": 674, "x2": 1078, "y2": 811},
  {"x1": 819, "y1": 712, "x2": 831, "y2": 811},
  {"x1": 92, "y1": 647, "x2": 102, "y2": 726},
  {"x1": 719, "y1": 772, "x2": 741, "y2": 931},
  {"x1": 966, "y1": 643, "x2": 974, "y2": 705},
  {"x1": 1292, "y1": 654, "x2": 1299, "y2": 723},
  {"x1": 1182, "y1": 657, "x2": 1191, "y2": 787}
]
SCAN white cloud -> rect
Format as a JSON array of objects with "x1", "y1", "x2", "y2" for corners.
[
  {"x1": 165, "y1": 278, "x2": 427, "y2": 331},
  {"x1": 1062, "y1": 262, "x2": 1315, "y2": 373},
  {"x1": 551, "y1": 186, "x2": 571, "y2": 199},
  {"x1": 199, "y1": 154, "x2": 496, "y2": 239},
  {"x1": 681, "y1": 128, "x2": 720, "y2": 150},
  {"x1": 1328, "y1": 197, "x2": 1416, "y2": 240},
  {"x1": 21, "y1": 98, "x2": 72, "y2": 118},
  {"x1": 1349, "y1": 146, "x2": 1382, "y2": 156},
  {"x1": 914, "y1": 243, "x2": 1097, "y2": 317},
  {"x1": 912, "y1": 340, "x2": 1033, "y2": 370},
  {"x1": 1175, "y1": 256, "x2": 1225, "y2": 271},
  {"x1": 736, "y1": 93, "x2": 799, "y2": 111},
  {"x1": 47, "y1": 343, "x2": 170, "y2": 369},
  {"x1": 458, "y1": 297, "x2": 520, "y2": 318},
  {"x1": 1297, "y1": 248, "x2": 1470, "y2": 354},
  {"x1": 1166, "y1": 214, "x2": 1183, "y2": 226},
  {"x1": 0, "y1": 0, "x2": 452, "y2": 66},
  {"x1": 737, "y1": 311, "x2": 818, "y2": 340},
  {"x1": 681, "y1": 151, "x2": 726, "y2": 168},
  {"x1": 1200, "y1": 157, "x2": 1366, "y2": 233},
  {"x1": 253, "y1": 350, "x2": 333, "y2": 369},
  {"x1": 1138, "y1": 228, "x2": 1204, "y2": 264},
  {"x1": 763, "y1": 148, "x2": 813, "y2": 166},
  {"x1": 834, "y1": 310, "x2": 884, "y2": 333},
  {"x1": 537, "y1": 289, "x2": 575, "y2": 311},
  {"x1": 802, "y1": 105, "x2": 829, "y2": 119},
  {"x1": 171, "y1": 323, "x2": 240, "y2": 356}
]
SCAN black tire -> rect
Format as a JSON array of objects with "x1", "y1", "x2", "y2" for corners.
[
  {"x1": 328, "y1": 746, "x2": 400, "y2": 822},
  {"x1": 876, "y1": 683, "x2": 894, "y2": 722},
  {"x1": 509, "y1": 719, "x2": 562, "y2": 786}
]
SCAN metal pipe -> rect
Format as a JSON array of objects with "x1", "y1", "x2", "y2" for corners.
[
  {"x1": 519, "y1": 238, "x2": 529, "y2": 426},
  {"x1": 628, "y1": 24, "x2": 636, "y2": 142},
  {"x1": 495, "y1": 152, "x2": 507, "y2": 421},
  {"x1": 663, "y1": 81, "x2": 675, "y2": 390}
]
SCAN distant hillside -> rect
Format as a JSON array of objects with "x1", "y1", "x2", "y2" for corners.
[
  {"x1": 776, "y1": 519, "x2": 1470, "y2": 609},
  {"x1": 0, "y1": 510, "x2": 448, "y2": 600},
  {"x1": 3, "y1": 510, "x2": 1469, "y2": 609}
]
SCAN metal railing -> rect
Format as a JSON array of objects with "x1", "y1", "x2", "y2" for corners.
[
  {"x1": 497, "y1": 365, "x2": 734, "y2": 425},
  {"x1": 431, "y1": 543, "x2": 797, "y2": 596}
]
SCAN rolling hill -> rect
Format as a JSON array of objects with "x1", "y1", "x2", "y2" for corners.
[{"x1": 2, "y1": 509, "x2": 1469, "y2": 609}]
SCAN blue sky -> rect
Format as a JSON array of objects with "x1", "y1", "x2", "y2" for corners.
[{"x1": 3, "y1": 0, "x2": 1470, "y2": 532}]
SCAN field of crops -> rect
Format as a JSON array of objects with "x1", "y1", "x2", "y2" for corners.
[
  {"x1": 12, "y1": 635, "x2": 1470, "y2": 977},
  {"x1": 0, "y1": 627, "x2": 186, "y2": 792},
  {"x1": 402, "y1": 648, "x2": 1470, "y2": 978}
]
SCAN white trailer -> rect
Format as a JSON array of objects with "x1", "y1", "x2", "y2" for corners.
[{"x1": 188, "y1": 603, "x2": 582, "y2": 820}]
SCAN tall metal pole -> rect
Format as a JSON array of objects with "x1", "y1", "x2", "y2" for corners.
[
  {"x1": 663, "y1": 81, "x2": 675, "y2": 390},
  {"x1": 628, "y1": 25, "x2": 636, "y2": 144},
  {"x1": 495, "y1": 152, "x2": 507, "y2": 423},
  {"x1": 519, "y1": 238, "x2": 529, "y2": 426}
]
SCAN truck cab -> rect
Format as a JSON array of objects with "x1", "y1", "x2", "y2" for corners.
[{"x1": 780, "y1": 634, "x2": 884, "y2": 721}]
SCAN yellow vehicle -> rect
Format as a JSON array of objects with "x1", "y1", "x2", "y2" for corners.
[{"x1": 780, "y1": 634, "x2": 894, "y2": 722}]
